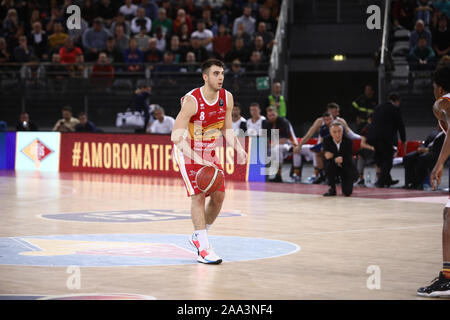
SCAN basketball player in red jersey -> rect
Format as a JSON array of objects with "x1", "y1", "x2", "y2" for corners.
[
  {"x1": 171, "y1": 59, "x2": 247, "y2": 264},
  {"x1": 417, "y1": 65, "x2": 450, "y2": 297}
]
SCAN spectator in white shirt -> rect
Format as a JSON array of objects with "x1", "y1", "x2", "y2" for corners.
[
  {"x1": 146, "y1": 106, "x2": 175, "y2": 134},
  {"x1": 232, "y1": 5, "x2": 256, "y2": 36},
  {"x1": 191, "y1": 20, "x2": 214, "y2": 52},
  {"x1": 246, "y1": 102, "x2": 266, "y2": 136},
  {"x1": 131, "y1": 7, "x2": 152, "y2": 35},
  {"x1": 119, "y1": 0, "x2": 139, "y2": 20}
]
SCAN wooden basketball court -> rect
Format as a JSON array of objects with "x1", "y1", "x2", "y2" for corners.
[{"x1": 0, "y1": 170, "x2": 448, "y2": 300}]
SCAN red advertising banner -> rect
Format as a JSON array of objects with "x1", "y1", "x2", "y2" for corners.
[{"x1": 60, "y1": 133, "x2": 249, "y2": 181}]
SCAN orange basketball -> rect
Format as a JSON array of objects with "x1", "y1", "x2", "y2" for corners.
[{"x1": 196, "y1": 166, "x2": 224, "y2": 193}]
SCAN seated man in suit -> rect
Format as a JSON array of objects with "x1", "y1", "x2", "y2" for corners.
[
  {"x1": 403, "y1": 127, "x2": 445, "y2": 190},
  {"x1": 323, "y1": 121, "x2": 358, "y2": 196}
]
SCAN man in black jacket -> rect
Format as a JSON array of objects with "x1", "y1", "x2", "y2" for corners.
[
  {"x1": 366, "y1": 92, "x2": 406, "y2": 188},
  {"x1": 403, "y1": 127, "x2": 445, "y2": 189},
  {"x1": 323, "y1": 121, "x2": 358, "y2": 196}
]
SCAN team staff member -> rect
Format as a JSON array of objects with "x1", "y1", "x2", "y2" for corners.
[{"x1": 322, "y1": 121, "x2": 358, "y2": 197}]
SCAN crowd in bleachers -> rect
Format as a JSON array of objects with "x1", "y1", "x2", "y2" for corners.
[
  {"x1": 0, "y1": 0, "x2": 278, "y2": 73},
  {"x1": 390, "y1": 0, "x2": 449, "y2": 75}
]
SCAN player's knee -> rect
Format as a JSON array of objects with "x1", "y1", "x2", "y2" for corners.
[
  {"x1": 191, "y1": 193, "x2": 205, "y2": 205},
  {"x1": 211, "y1": 191, "x2": 225, "y2": 205}
]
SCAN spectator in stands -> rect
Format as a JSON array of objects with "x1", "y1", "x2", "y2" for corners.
[
  {"x1": 48, "y1": 21, "x2": 68, "y2": 53},
  {"x1": 114, "y1": 24, "x2": 130, "y2": 52},
  {"x1": 13, "y1": 35, "x2": 33, "y2": 62},
  {"x1": 432, "y1": 15, "x2": 450, "y2": 58},
  {"x1": 246, "y1": 102, "x2": 266, "y2": 137},
  {"x1": 124, "y1": 37, "x2": 144, "y2": 72},
  {"x1": 119, "y1": 0, "x2": 138, "y2": 21},
  {"x1": 154, "y1": 26, "x2": 167, "y2": 52},
  {"x1": 265, "y1": 0, "x2": 281, "y2": 20},
  {"x1": 53, "y1": 106, "x2": 80, "y2": 132},
  {"x1": 179, "y1": 51, "x2": 200, "y2": 72},
  {"x1": 254, "y1": 21, "x2": 275, "y2": 51},
  {"x1": 102, "y1": 36, "x2": 124, "y2": 64},
  {"x1": 366, "y1": 92, "x2": 406, "y2": 188},
  {"x1": 94, "y1": 0, "x2": 116, "y2": 27},
  {"x1": 59, "y1": 37, "x2": 83, "y2": 64},
  {"x1": 257, "y1": 5, "x2": 277, "y2": 33},
  {"x1": 233, "y1": 22, "x2": 252, "y2": 48},
  {"x1": 143, "y1": 37, "x2": 163, "y2": 67},
  {"x1": 0, "y1": 0, "x2": 15, "y2": 21},
  {"x1": 267, "y1": 82, "x2": 286, "y2": 117},
  {"x1": 184, "y1": 0, "x2": 202, "y2": 21},
  {"x1": 233, "y1": 5, "x2": 255, "y2": 36},
  {"x1": 250, "y1": 35, "x2": 269, "y2": 62},
  {"x1": 140, "y1": 0, "x2": 159, "y2": 22},
  {"x1": 146, "y1": 106, "x2": 175, "y2": 134},
  {"x1": 169, "y1": 34, "x2": 186, "y2": 63},
  {"x1": 152, "y1": 7, "x2": 172, "y2": 37},
  {"x1": 410, "y1": 19, "x2": 432, "y2": 48},
  {"x1": 131, "y1": 7, "x2": 152, "y2": 35},
  {"x1": 225, "y1": 37, "x2": 249, "y2": 62},
  {"x1": 232, "y1": 104, "x2": 247, "y2": 136},
  {"x1": 82, "y1": 17, "x2": 110, "y2": 62},
  {"x1": 403, "y1": 127, "x2": 445, "y2": 189},
  {"x1": 323, "y1": 121, "x2": 358, "y2": 197},
  {"x1": 0, "y1": 37, "x2": 10, "y2": 62},
  {"x1": 178, "y1": 23, "x2": 191, "y2": 49},
  {"x1": 44, "y1": 6, "x2": 64, "y2": 34},
  {"x1": 25, "y1": 8, "x2": 40, "y2": 33},
  {"x1": 75, "y1": 112, "x2": 99, "y2": 133},
  {"x1": 351, "y1": 84, "x2": 378, "y2": 134},
  {"x1": 392, "y1": 0, "x2": 416, "y2": 30},
  {"x1": 226, "y1": 59, "x2": 245, "y2": 93},
  {"x1": 173, "y1": 8, "x2": 193, "y2": 34},
  {"x1": 408, "y1": 35, "x2": 437, "y2": 70},
  {"x1": 67, "y1": 54, "x2": 85, "y2": 79},
  {"x1": 220, "y1": 0, "x2": 241, "y2": 30},
  {"x1": 90, "y1": 52, "x2": 114, "y2": 88},
  {"x1": 191, "y1": 20, "x2": 214, "y2": 52},
  {"x1": 135, "y1": 27, "x2": 151, "y2": 51},
  {"x1": 47, "y1": 53, "x2": 69, "y2": 94},
  {"x1": 82, "y1": 0, "x2": 97, "y2": 26},
  {"x1": 2, "y1": 8, "x2": 21, "y2": 47},
  {"x1": 188, "y1": 35, "x2": 209, "y2": 62},
  {"x1": 154, "y1": 51, "x2": 179, "y2": 86},
  {"x1": 201, "y1": 7, "x2": 218, "y2": 36},
  {"x1": 110, "y1": 12, "x2": 131, "y2": 37},
  {"x1": 16, "y1": 112, "x2": 38, "y2": 131},
  {"x1": 247, "y1": 51, "x2": 266, "y2": 72},
  {"x1": 263, "y1": 106, "x2": 300, "y2": 183},
  {"x1": 213, "y1": 24, "x2": 232, "y2": 60},
  {"x1": 28, "y1": 21, "x2": 48, "y2": 61}
]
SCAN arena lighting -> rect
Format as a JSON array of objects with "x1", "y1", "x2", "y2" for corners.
[{"x1": 332, "y1": 54, "x2": 346, "y2": 61}]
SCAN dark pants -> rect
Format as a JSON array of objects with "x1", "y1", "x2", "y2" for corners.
[
  {"x1": 325, "y1": 161, "x2": 356, "y2": 196},
  {"x1": 373, "y1": 140, "x2": 394, "y2": 186},
  {"x1": 403, "y1": 151, "x2": 436, "y2": 187}
]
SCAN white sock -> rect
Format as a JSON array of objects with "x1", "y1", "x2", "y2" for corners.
[
  {"x1": 206, "y1": 224, "x2": 211, "y2": 232},
  {"x1": 194, "y1": 229, "x2": 209, "y2": 251}
]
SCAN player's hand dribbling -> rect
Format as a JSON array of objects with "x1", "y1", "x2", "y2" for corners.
[{"x1": 430, "y1": 162, "x2": 444, "y2": 191}]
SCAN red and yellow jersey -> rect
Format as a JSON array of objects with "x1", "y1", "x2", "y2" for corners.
[{"x1": 181, "y1": 87, "x2": 228, "y2": 152}]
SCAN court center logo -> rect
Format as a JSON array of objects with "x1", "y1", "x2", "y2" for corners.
[
  {"x1": 40, "y1": 209, "x2": 243, "y2": 223},
  {"x1": 0, "y1": 234, "x2": 300, "y2": 267},
  {"x1": 21, "y1": 138, "x2": 54, "y2": 168}
]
